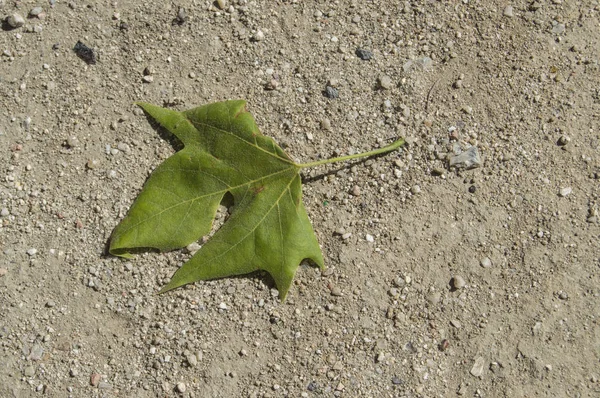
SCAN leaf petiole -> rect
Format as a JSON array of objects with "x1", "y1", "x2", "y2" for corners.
[{"x1": 296, "y1": 137, "x2": 405, "y2": 169}]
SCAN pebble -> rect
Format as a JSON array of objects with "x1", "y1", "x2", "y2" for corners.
[
  {"x1": 98, "y1": 381, "x2": 112, "y2": 389},
  {"x1": 1, "y1": 208, "x2": 9, "y2": 217},
  {"x1": 341, "y1": 232, "x2": 352, "y2": 240},
  {"x1": 557, "y1": 135, "x2": 570, "y2": 146},
  {"x1": 365, "y1": 234, "x2": 374, "y2": 242},
  {"x1": 142, "y1": 75, "x2": 154, "y2": 83},
  {"x1": 176, "y1": 382, "x2": 186, "y2": 393},
  {"x1": 558, "y1": 187, "x2": 572, "y2": 197},
  {"x1": 378, "y1": 75, "x2": 393, "y2": 90},
  {"x1": 90, "y1": 373, "x2": 101, "y2": 386},
  {"x1": 30, "y1": 7, "x2": 44, "y2": 17},
  {"x1": 254, "y1": 30, "x2": 265, "y2": 41},
  {"x1": 503, "y1": 5, "x2": 514, "y2": 17},
  {"x1": 29, "y1": 344, "x2": 44, "y2": 361},
  {"x1": 411, "y1": 185, "x2": 421, "y2": 194},
  {"x1": 186, "y1": 353, "x2": 198, "y2": 367},
  {"x1": 351, "y1": 185, "x2": 361, "y2": 196},
  {"x1": 24, "y1": 365, "x2": 35, "y2": 377},
  {"x1": 480, "y1": 257, "x2": 492, "y2": 268},
  {"x1": 218, "y1": 302, "x2": 228, "y2": 310},
  {"x1": 449, "y1": 147, "x2": 482, "y2": 169},
  {"x1": 216, "y1": 0, "x2": 228, "y2": 10},
  {"x1": 355, "y1": 48, "x2": 373, "y2": 60},
  {"x1": 330, "y1": 286, "x2": 342, "y2": 296},
  {"x1": 27, "y1": 248, "x2": 38, "y2": 256},
  {"x1": 451, "y1": 275, "x2": 466, "y2": 290},
  {"x1": 320, "y1": 118, "x2": 331, "y2": 130},
  {"x1": 470, "y1": 356, "x2": 486, "y2": 377},
  {"x1": 0, "y1": 268, "x2": 8, "y2": 277},
  {"x1": 325, "y1": 86, "x2": 339, "y2": 99},
  {"x1": 6, "y1": 13, "x2": 25, "y2": 28}
]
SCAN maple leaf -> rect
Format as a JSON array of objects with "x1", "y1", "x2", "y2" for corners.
[{"x1": 109, "y1": 101, "x2": 403, "y2": 299}]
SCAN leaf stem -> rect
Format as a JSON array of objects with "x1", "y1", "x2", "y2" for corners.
[{"x1": 297, "y1": 138, "x2": 405, "y2": 169}]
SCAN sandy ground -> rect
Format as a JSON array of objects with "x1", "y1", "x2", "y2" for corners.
[{"x1": 1, "y1": 1, "x2": 599, "y2": 397}]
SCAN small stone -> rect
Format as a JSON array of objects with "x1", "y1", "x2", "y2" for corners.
[
  {"x1": 559, "y1": 187, "x2": 572, "y2": 197},
  {"x1": 0, "y1": 268, "x2": 7, "y2": 277},
  {"x1": 218, "y1": 302, "x2": 228, "y2": 310},
  {"x1": 552, "y1": 23, "x2": 565, "y2": 34},
  {"x1": 216, "y1": 0, "x2": 228, "y2": 10},
  {"x1": 117, "y1": 142, "x2": 130, "y2": 153},
  {"x1": 341, "y1": 232, "x2": 352, "y2": 240},
  {"x1": 70, "y1": 368, "x2": 78, "y2": 377},
  {"x1": 1, "y1": 208, "x2": 9, "y2": 217},
  {"x1": 451, "y1": 275, "x2": 466, "y2": 290},
  {"x1": 503, "y1": 5, "x2": 514, "y2": 17},
  {"x1": 320, "y1": 118, "x2": 331, "y2": 130},
  {"x1": 30, "y1": 7, "x2": 44, "y2": 17},
  {"x1": 98, "y1": 381, "x2": 112, "y2": 390},
  {"x1": 176, "y1": 382, "x2": 186, "y2": 393},
  {"x1": 411, "y1": 185, "x2": 421, "y2": 194},
  {"x1": 480, "y1": 257, "x2": 492, "y2": 268},
  {"x1": 335, "y1": 382, "x2": 345, "y2": 391},
  {"x1": 254, "y1": 30, "x2": 265, "y2": 41},
  {"x1": 90, "y1": 373, "x2": 101, "y2": 386},
  {"x1": 86, "y1": 159, "x2": 99, "y2": 169},
  {"x1": 351, "y1": 185, "x2": 361, "y2": 196},
  {"x1": 67, "y1": 136, "x2": 80, "y2": 148},
  {"x1": 355, "y1": 48, "x2": 372, "y2": 60},
  {"x1": 365, "y1": 234, "x2": 374, "y2": 242},
  {"x1": 186, "y1": 242, "x2": 201, "y2": 253},
  {"x1": 45, "y1": 301, "x2": 56, "y2": 308},
  {"x1": 186, "y1": 353, "x2": 198, "y2": 367},
  {"x1": 557, "y1": 135, "x2": 570, "y2": 146},
  {"x1": 449, "y1": 147, "x2": 482, "y2": 169},
  {"x1": 529, "y1": 2, "x2": 541, "y2": 11},
  {"x1": 29, "y1": 344, "x2": 44, "y2": 361},
  {"x1": 378, "y1": 75, "x2": 393, "y2": 90},
  {"x1": 142, "y1": 75, "x2": 154, "y2": 83},
  {"x1": 27, "y1": 248, "x2": 38, "y2": 256},
  {"x1": 24, "y1": 365, "x2": 35, "y2": 377},
  {"x1": 376, "y1": 352, "x2": 385, "y2": 363},
  {"x1": 6, "y1": 13, "x2": 25, "y2": 28},
  {"x1": 470, "y1": 356, "x2": 485, "y2": 377},
  {"x1": 325, "y1": 86, "x2": 339, "y2": 99},
  {"x1": 461, "y1": 105, "x2": 473, "y2": 114},
  {"x1": 330, "y1": 286, "x2": 342, "y2": 296}
]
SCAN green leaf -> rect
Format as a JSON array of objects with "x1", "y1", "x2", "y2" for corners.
[{"x1": 109, "y1": 100, "x2": 403, "y2": 299}]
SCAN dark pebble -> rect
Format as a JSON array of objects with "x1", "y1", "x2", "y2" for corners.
[
  {"x1": 73, "y1": 41, "x2": 97, "y2": 65},
  {"x1": 468, "y1": 185, "x2": 476, "y2": 193},
  {"x1": 355, "y1": 48, "x2": 373, "y2": 60},
  {"x1": 325, "y1": 86, "x2": 339, "y2": 99},
  {"x1": 392, "y1": 377, "x2": 404, "y2": 385},
  {"x1": 307, "y1": 382, "x2": 318, "y2": 391}
]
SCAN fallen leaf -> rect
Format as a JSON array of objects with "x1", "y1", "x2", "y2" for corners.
[{"x1": 109, "y1": 100, "x2": 403, "y2": 299}]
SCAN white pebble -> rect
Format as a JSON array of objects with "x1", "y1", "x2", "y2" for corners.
[
  {"x1": 0, "y1": 208, "x2": 9, "y2": 217},
  {"x1": 365, "y1": 234, "x2": 374, "y2": 242},
  {"x1": 559, "y1": 187, "x2": 572, "y2": 197},
  {"x1": 176, "y1": 382, "x2": 186, "y2": 393},
  {"x1": 480, "y1": 257, "x2": 492, "y2": 268},
  {"x1": 218, "y1": 302, "x2": 228, "y2": 310},
  {"x1": 254, "y1": 30, "x2": 264, "y2": 41},
  {"x1": 27, "y1": 248, "x2": 38, "y2": 256}
]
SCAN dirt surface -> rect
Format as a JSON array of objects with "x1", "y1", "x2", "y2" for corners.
[{"x1": 1, "y1": 1, "x2": 599, "y2": 397}]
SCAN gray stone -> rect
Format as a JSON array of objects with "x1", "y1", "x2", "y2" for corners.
[
  {"x1": 449, "y1": 147, "x2": 482, "y2": 169},
  {"x1": 6, "y1": 13, "x2": 25, "y2": 28},
  {"x1": 470, "y1": 356, "x2": 486, "y2": 377}
]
